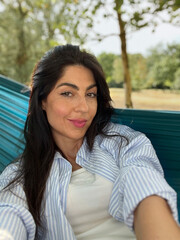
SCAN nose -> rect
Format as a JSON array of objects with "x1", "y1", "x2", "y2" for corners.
[{"x1": 74, "y1": 96, "x2": 89, "y2": 113}]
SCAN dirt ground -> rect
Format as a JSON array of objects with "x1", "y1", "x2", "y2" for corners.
[{"x1": 110, "y1": 88, "x2": 180, "y2": 111}]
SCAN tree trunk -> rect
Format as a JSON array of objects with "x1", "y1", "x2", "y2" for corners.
[
  {"x1": 16, "y1": 1, "x2": 28, "y2": 83},
  {"x1": 115, "y1": 0, "x2": 133, "y2": 108}
]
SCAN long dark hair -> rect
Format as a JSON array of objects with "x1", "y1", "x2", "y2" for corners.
[{"x1": 7, "y1": 45, "x2": 114, "y2": 229}]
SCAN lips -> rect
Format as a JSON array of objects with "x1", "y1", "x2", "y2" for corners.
[{"x1": 69, "y1": 119, "x2": 87, "y2": 128}]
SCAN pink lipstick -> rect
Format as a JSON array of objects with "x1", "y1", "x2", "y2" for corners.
[{"x1": 69, "y1": 119, "x2": 87, "y2": 128}]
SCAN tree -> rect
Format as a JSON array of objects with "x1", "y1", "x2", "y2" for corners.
[
  {"x1": 75, "y1": 0, "x2": 180, "y2": 107},
  {"x1": 145, "y1": 43, "x2": 180, "y2": 89},
  {"x1": 113, "y1": 0, "x2": 179, "y2": 107},
  {"x1": 97, "y1": 52, "x2": 147, "y2": 89},
  {"x1": 112, "y1": 57, "x2": 124, "y2": 87},
  {"x1": 97, "y1": 52, "x2": 117, "y2": 85},
  {"x1": 0, "y1": 0, "x2": 39, "y2": 83},
  {"x1": 173, "y1": 68, "x2": 180, "y2": 90},
  {"x1": 129, "y1": 54, "x2": 147, "y2": 90},
  {"x1": 0, "y1": 0, "x2": 90, "y2": 83}
]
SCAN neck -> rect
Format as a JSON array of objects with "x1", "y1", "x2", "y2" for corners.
[
  {"x1": 56, "y1": 139, "x2": 83, "y2": 171},
  {"x1": 55, "y1": 138, "x2": 83, "y2": 162}
]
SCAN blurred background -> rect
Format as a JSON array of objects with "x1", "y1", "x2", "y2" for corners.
[{"x1": 0, "y1": 0, "x2": 180, "y2": 110}]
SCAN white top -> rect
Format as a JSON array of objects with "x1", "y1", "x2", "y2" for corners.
[
  {"x1": 0, "y1": 123, "x2": 178, "y2": 239},
  {"x1": 66, "y1": 168, "x2": 136, "y2": 239}
]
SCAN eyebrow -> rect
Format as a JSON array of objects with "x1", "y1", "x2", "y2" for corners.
[{"x1": 56, "y1": 83, "x2": 97, "y2": 90}]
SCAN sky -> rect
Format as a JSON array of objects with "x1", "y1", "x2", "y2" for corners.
[
  {"x1": 85, "y1": 4, "x2": 180, "y2": 56},
  {"x1": 0, "y1": 1, "x2": 179, "y2": 57}
]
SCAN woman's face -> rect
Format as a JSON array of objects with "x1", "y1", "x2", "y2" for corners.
[{"x1": 42, "y1": 65, "x2": 97, "y2": 147}]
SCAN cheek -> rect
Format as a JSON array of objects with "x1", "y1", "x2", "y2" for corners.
[
  {"x1": 45, "y1": 101, "x2": 70, "y2": 123},
  {"x1": 90, "y1": 102, "x2": 98, "y2": 118},
  {"x1": 51, "y1": 105, "x2": 70, "y2": 118}
]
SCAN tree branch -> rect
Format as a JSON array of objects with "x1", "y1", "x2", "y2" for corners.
[{"x1": 90, "y1": 32, "x2": 119, "y2": 42}]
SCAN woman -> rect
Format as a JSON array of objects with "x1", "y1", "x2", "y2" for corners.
[{"x1": 0, "y1": 44, "x2": 179, "y2": 240}]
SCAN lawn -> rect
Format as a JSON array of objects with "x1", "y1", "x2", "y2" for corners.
[{"x1": 110, "y1": 88, "x2": 180, "y2": 111}]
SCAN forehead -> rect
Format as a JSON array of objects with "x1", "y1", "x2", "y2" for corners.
[{"x1": 55, "y1": 65, "x2": 96, "y2": 86}]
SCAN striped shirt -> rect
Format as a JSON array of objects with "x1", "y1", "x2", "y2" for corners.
[{"x1": 0, "y1": 123, "x2": 178, "y2": 240}]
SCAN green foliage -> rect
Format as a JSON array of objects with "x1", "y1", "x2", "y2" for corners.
[
  {"x1": 119, "y1": 0, "x2": 180, "y2": 30},
  {"x1": 98, "y1": 52, "x2": 148, "y2": 90},
  {"x1": 0, "y1": 0, "x2": 179, "y2": 92},
  {"x1": 97, "y1": 43, "x2": 180, "y2": 90},
  {"x1": 97, "y1": 52, "x2": 124, "y2": 88},
  {"x1": 129, "y1": 54, "x2": 147, "y2": 90},
  {"x1": 145, "y1": 43, "x2": 180, "y2": 89},
  {"x1": 78, "y1": 0, "x2": 179, "y2": 107},
  {"x1": 173, "y1": 68, "x2": 180, "y2": 90},
  {"x1": 112, "y1": 57, "x2": 124, "y2": 87},
  {"x1": 97, "y1": 52, "x2": 117, "y2": 85},
  {"x1": 0, "y1": 0, "x2": 90, "y2": 83}
]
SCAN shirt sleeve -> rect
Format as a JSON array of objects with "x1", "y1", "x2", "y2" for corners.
[
  {"x1": 0, "y1": 164, "x2": 36, "y2": 240},
  {"x1": 108, "y1": 124, "x2": 179, "y2": 230}
]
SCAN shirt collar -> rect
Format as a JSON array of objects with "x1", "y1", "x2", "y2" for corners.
[{"x1": 53, "y1": 138, "x2": 91, "y2": 164}]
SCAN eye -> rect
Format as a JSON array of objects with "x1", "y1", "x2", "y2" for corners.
[
  {"x1": 60, "y1": 92, "x2": 73, "y2": 97},
  {"x1": 86, "y1": 92, "x2": 97, "y2": 98}
]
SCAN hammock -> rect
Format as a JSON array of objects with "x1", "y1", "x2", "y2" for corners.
[{"x1": 0, "y1": 74, "x2": 180, "y2": 218}]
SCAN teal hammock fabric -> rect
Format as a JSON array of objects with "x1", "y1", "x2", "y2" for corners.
[{"x1": 0, "y1": 75, "x2": 180, "y2": 218}]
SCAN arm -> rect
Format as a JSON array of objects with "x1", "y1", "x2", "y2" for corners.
[
  {"x1": 0, "y1": 164, "x2": 36, "y2": 240},
  {"x1": 0, "y1": 207, "x2": 28, "y2": 240},
  {"x1": 0, "y1": 203, "x2": 36, "y2": 240},
  {"x1": 107, "y1": 124, "x2": 179, "y2": 232},
  {"x1": 134, "y1": 195, "x2": 180, "y2": 240}
]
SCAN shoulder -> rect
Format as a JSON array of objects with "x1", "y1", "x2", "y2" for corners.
[
  {"x1": 0, "y1": 162, "x2": 20, "y2": 189},
  {"x1": 94, "y1": 122, "x2": 147, "y2": 154},
  {"x1": 106, "y1": 122, "x2": 142, "y2": 136},
  {"x1": 94, "y1": 122, "x2": 156, "y2": 164},
  {"x1": 98, "y1": 122, "x2": 146, "y2": 144}
]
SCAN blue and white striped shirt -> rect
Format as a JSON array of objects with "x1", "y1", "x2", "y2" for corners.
[{"x1": 0, "y1": 123, "x2": 178, "y2": 239}]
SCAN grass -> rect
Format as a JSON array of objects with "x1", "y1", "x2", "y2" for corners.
[{"x1": 110, "y1": 88, "x2": 180, "y2": 111}]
